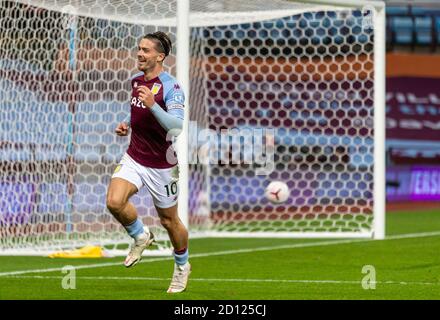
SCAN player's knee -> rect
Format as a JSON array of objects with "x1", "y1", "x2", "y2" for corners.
[
  {"x1": 159, "y1": 215, "x2": 175, "y2": 230},
  {"x1": 106, "y1": 196, "x2": 126, "y2": 214}
]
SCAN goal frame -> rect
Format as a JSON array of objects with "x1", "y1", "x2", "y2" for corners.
[
  {"x1": 177, "y1": 0, "x2": 386, "y2": 240},
  {"x1": 0, "y1": 0, "x2": 386, "y2": 257}
]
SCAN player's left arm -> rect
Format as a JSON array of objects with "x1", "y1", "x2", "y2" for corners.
[
  {"x1": 138, "y1": 84, "x2": 184, "y2": 135},
  {"x1": 150, "y1": 104, "x2": 183, "y2": 133}
]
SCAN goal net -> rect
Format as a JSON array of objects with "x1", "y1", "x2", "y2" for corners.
[
  {"x1": 0, "y1": 0, "x2": 385, "y2": 255},
  {"x1": 188, "y1": 0, "x2": 385, "y2": 239}
]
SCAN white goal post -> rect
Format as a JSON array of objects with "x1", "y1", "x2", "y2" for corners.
[{"x1": 0, "y1": 0, "x2": 386, "y2": 256}]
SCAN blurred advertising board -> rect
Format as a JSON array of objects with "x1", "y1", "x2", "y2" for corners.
[{"x1": 387, "y1": 166, "x2": 440, "y2": 202}]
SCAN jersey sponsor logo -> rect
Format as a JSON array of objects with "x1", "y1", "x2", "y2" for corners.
[
  {"x1": 131, "y1": 97, "x2": 146, "y2": 109},
  {"x1": 167, "y1": 104, "x2": 184, "y2": 111},
  {"x1": 151, "y1": 83, "x2": 162, "y2": 95}
]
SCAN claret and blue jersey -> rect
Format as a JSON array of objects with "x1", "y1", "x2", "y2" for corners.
[{"x1": 127, "y1": 71, "x2": 185, "y2": 169}]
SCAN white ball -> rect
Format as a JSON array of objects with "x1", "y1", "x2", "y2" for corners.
[{"x1": 265, "y1": 181, "x2": 289, "y2": 204}]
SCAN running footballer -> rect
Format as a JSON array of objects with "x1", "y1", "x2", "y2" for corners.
[{"x1": 106, "y1": 32, "x2": 190, "y2": 293}]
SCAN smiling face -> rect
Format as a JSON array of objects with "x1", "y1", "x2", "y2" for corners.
[{"x1": 136, "y1": 38, "x2": 165, "y2": 72}]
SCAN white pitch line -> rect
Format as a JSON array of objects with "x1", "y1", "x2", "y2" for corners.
[
  {"x1": 3, "y1": 275, "x2": 440, "y2": 287},
  {"x1": 0, "y1": 230, "x2": 440, "y2": 277}
]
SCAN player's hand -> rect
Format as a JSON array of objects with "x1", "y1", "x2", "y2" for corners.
[
  {"x1": 115, "y1": 122, "x2": 129, "y2": 136},
  {"x1": 138, "y1": 86, "x2": 155, "y2": 108}
]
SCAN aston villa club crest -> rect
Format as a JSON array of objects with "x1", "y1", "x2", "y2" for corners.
[
  {"x1": 151, "y1": 83, "x2": 162, "y2": 95},
  {"x1": 134, "y1": 82, "x2": 138, "y2": 88}
]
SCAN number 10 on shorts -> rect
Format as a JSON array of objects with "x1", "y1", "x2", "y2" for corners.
[{"x1": 165, "y1": 181, "x2": 178, "y2": 197}]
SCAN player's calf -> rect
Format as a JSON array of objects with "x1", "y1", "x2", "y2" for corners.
[{"x1": 155, "y1": 206, "x2": 191, "y2": 293}]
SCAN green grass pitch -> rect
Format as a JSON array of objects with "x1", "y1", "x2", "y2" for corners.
[{"x1": 0, "y1": 209, "x2": 440, "y2": 300}]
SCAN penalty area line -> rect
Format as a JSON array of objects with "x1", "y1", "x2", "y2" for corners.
[{"x1": 0, "y1": 230, "x2": 440, "y2": 277}]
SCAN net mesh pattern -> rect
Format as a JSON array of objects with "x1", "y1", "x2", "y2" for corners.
[
  {"x1": 188, "y1": 9, "x2": 375, "y2": 234},
  {"x1": 0, "y1": 0, "x2": 377, "y2": 253},
  {"x1": 0, "y1": 0, "x2": 178, "y2": 252}
]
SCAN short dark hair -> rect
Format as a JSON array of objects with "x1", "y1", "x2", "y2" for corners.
[{"x1": 143, "y1": 31, "x2": 172, "y2": 59}]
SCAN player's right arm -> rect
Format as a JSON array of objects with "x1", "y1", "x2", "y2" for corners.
[{"x1": 115, "y1": 114, "x2": 130, "y2": 136}]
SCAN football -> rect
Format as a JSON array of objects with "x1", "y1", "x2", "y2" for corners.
[{"x1": 265, "y1": 181, "x2": 289, "y2": 204}]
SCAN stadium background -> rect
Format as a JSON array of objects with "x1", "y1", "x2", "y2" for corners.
[
  {"x1": 1, "y1": 0, "x2": 440, "y2": 300},
  {"x1": 385, "y1": 2, "x2": 440, "y2": 211},
  {"x1": 1, "y1": 0, "x2": 439, "y2": 225}
]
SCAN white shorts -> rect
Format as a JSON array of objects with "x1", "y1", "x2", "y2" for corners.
[{"x1": 112, "y1": 153, "x2": 179, "y2": 208}]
